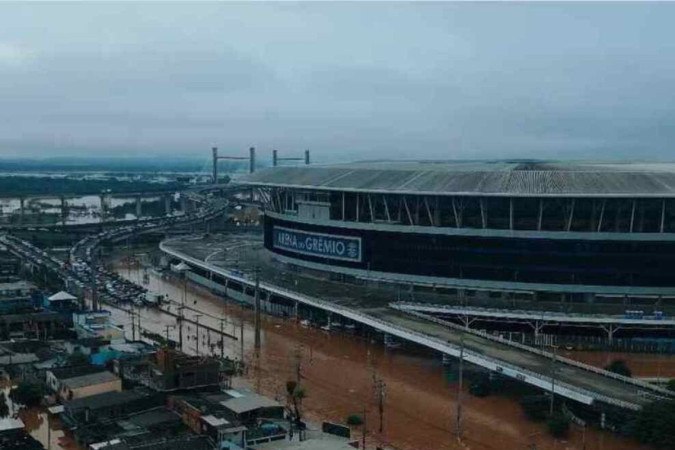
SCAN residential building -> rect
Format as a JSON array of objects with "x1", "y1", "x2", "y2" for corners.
[
  {"x1": 59, "y1": 371, "x2": 121, "y2": 400},
  {"x1": 73, "y1": 310, "x2": 125, "y2": 343},
  {"x1": 0, "y1": 280, "x2": 38, "y2": 314}
]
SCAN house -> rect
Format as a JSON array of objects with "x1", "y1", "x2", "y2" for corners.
[
  {"x1": 73, "y1": 310, "x2": 124, "y2": 343},
  {"x1": 0, "y1": 310, "x2": 72, "y2": 340},
  {"x1": 118, "y1": 348, "x2": 221, "y2": 392},
  {"x1": 167, "y1": 394, "x2": 248, "y2": 450},
  {"x1": 89, "y1": 434, "x2": 214, "y2": 450},
  {"x1": 62, "y1": 389, "x2": 164, "y2": 431},
  {"x1": 45, "y1": 291, "x2": 79, "y2": 311},
  {"x1": 0, "y1": 417, "x2": 45, "y2": 450},
  {"x1": 218, "y1": 390, "x2": 284, "y2": 424},
  {"x1": 64, "y1": 337, "x2": 110, "y2": 358},
  {"x1": 0, "y1": 280, "x2": 38, "y2": 314},
  {"x1": 59, "y1": 371, "x2": 122, "y2": 401},
  {"x1": 47, "y1": 366, "x2": 121, "y2": 400}
]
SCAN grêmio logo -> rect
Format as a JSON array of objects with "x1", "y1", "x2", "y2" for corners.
[{"x1": 273, "y1": 226, "x2": 362, "y2": 262}]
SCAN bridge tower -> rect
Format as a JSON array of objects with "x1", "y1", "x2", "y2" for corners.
[{"x1": 211, "y1": 146, "x2": 257, "y2": 184}]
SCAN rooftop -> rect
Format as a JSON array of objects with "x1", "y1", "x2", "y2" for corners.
[
  {"x1": 61, "y1": 370, "x2": 119, "y2": 389},
  {"x1": 220, "y1": 393, "x2": 282, "y2": 414},
  {"x1": 50, "y1": 364, "x2": 107, "y2": 380},
  {"x1": 66, "y1": 389, "x2": 150, "y2": 411},
  {"x1": 0, "y1": 418, "x2": 24, "y2": 432},
  {"x1": 238, "y1": 161, "x2": 675, "y2": 197},
  {"x1": 0, "y1": 280, "x2": 36, "y2": 292}
]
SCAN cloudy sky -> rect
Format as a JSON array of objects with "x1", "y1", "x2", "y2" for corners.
[{"x1": 1, "y1": 2, "x2": 674, "y2": 163}]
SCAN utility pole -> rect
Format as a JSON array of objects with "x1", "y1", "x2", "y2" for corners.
[
  {"x1": 164, "y1": 325, "x2": 173, "y2": 345},
  {"x1": 240, "y1": 312, "x2": 245, "y2": 364},
  {"x1": 254, "y1": 267, "x2": 261, "y2": 352},
  {"x1": 178, "y1": 306, "x2": 185, "y2": 351},
  {"x1": 455, "y1": 335, "x2": 464, "y2": 439},
  {"x1": 362, "y1": 407, "x2": 367, "y2": 450},
  {"x1": 373, "y1": 372, "x2": 386, "y2": 434},
  {"x1": 549, "y1": 344, "x2": 558, "y2": 416},
  {"x1": 130, "y1": 306, "x2": 136, "y2": 342},
  {"x1": 90, "y1": 269, "x2": 97, "y2": 312},
  {"x1": 220, "y1": 318, "x2": 225, "y2": 358},
  {"x1": 195, "y1": 314, "x2": 203, "y2": 355},
  {"x1": 295, "y1": 344, "x2": 303, "y2": 384}
]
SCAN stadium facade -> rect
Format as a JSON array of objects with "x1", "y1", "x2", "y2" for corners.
[{"x1": 239, "y1": 162, "x2": 675, "y2": 305}]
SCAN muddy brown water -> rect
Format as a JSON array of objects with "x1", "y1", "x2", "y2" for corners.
[{"x1": 83, "y1": 265, "x2": 650, "y2": 450}]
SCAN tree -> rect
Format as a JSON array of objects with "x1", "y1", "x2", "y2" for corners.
[
  {"x1": 66, "y1": 351, "x2": 89, "y2": 366},
  {"x1": 667, "y1": 379, "x2": 675, "y2": 392},
  {"x1": 0, "y1": 392, "x2": 9, "y2": 418},
  {"x1": 9, "y1": 381, "x2": 44, "y2": 407},
  {"x1": 346, "y1": 414, "x2": 363, "y2": 426},
  {"x1": 605, "y1": 360, "x2": 632, "y2": 377},
  {"x1": 469, "y1": 375, "x2": 492, "y2": 397},
  {"x1": 547, "y1": 413, "x2": 570, "y2": 438},
  {"x1": 286, "y1": 380, "x2": 306, "y2": 422},
  {"x1": 520, "y1": 395, "x2": 549, "y2": 422},
  {"x1": 631, "y1": 399, "x2": 675, "y2": 449}
]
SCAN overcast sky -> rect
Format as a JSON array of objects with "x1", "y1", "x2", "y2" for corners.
[{"x1": 1, "y1": 2, "x2": 674, "y2": 163}]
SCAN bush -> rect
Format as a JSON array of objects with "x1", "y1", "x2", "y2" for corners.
[
  {"x1": 346, "y1": 414, "x2": 363, "y2": 426},
  {"x1": 667, "y1": 379, "x2": 675, "y2": 392},
  {"x1": 9, "y1": 381, "x2": 44, "y2": 407},
  {"x1": 605, "y1": 360, "x2": 632, "y2": 378},
  {"x1": 469, "y1": 377, "x2": 492, "y2": 397},
  {"x1": 631, "y1": 399, "x2": 675, "y2": 449},
  {"x1": 520, "y1": 395, "x2": 549, "y2": 422},
  {"x1": 547, "y1": 413, "x2": 570, "y2": 438}
]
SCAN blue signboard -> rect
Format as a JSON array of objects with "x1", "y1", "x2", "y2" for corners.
[{"x1": 273, "y1": 226, "x2": 362, "y2": 263}]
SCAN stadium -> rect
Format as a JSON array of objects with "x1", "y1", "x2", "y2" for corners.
[{"x1": 239, "y1": 161, "x2": 675, "y2": 315}]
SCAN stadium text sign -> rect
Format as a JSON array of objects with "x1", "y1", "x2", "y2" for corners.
[{"x1": 273, "y1": 226, "x2": 362, "y2": 262}]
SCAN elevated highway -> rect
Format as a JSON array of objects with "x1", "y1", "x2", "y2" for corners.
[{"x1": 160, "y1": 235, "x2": 675, "y2": 412}]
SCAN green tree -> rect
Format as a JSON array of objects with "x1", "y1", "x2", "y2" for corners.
[
  {"x1": 9, "y1": 381, "x2": 44, "y2": 407},
  {"x1": 520, "y1": 395, "x2": 549, "y2": 422},
  {"x1": 631, "y1": 399, "x2": 675, "y2": 449},
  {"x1": 605, "y1": 360, "x2": 632, "y2": 377},
  {"x1": 666, "y1": 379, "x2": 675, "y2": 392},
  {"x1": 286, "y1": 380, "x2": 306, "y2": 422},
  {"x1": 66, "y1": 351, "x2": 90, "y2": 366},
  {"x1": 0, "y1": 392, "x2": 9, "y2": 418},
  {"x1": 346, "y1": 414, "x2": 363, "y2": 426},
  {"x1": 547, "y1": 413, "x2": 570, "y2": 438}
]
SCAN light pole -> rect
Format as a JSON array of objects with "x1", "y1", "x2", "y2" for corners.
[
  {"x1": 194, "y1": 314, "x2": 203, "y2": 355},
  {"x1": 549, "y1": 344, "x2": 558, "y2": 416}
]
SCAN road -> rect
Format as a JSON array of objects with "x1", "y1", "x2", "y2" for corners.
[{"x1": 162, "y1": 233, "x2": 674, "y2": 410}]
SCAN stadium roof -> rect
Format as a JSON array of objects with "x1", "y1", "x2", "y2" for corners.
[{"x1": 238, "y1": 161, "x2": 675, "y2": 197}]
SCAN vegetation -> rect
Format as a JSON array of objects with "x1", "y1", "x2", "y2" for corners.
[
  {"x1": 0, "y1": 176, "x2": 184, "y2": 196},
  {"x1": 285, "y1": 380, "x2": 306, "y2": 422},
  {"x1": 519, "y1": 395, "x2": 550, "y2": 422},
  {"x1": 631, "y1": 399, "x2": 675, "y2": 449},
  {"x1": 66, "y1": 351, "x2": 90, "y2": 366},
  {"x1": 346, "y1": 414, "x2": 364, "y2": 426},
  {"x1": 604, "y1": 360, "x2": 632, "y2": 378},
  {"x1": 9, "y1": 381, "x2": 44, "y2": 407},
  {"x1": 667, "y1": 379, "x2": 675, "y2": 392},
  {"x1": 0, "y1": 392, "x2": 10, "y2": 418},
  {"x1": 468, "y1": 374, "x2": 492, "y2": 397},
  {"x1": 547, "y1": 413, "x2": 570, "y2": 438}
]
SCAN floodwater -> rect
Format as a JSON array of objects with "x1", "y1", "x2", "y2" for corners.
[
  {"x1": 563, "y1": 350, "x2": 675, "y2": 379},
  {"x1": 98, "y1": 264, "x2": 650, "y2": 450},
  {"x1": 0, "y1": 195, "x2": 163, "y2": 224}
]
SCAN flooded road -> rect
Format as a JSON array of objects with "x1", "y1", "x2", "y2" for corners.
[{"x1": 106, "y1": 263, "x2": 650, "y2": 450}]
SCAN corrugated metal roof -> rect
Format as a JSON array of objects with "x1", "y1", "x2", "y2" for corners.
[{"x1": 237, "y1": 161, "x2": 675, "y2": 197}]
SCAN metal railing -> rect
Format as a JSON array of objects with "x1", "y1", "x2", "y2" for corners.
[
  {"x1": 160, "y1": 243, "x2": 648, "y2": 410},
  {"x1": 393, "y1": 301, "x2": 674, "y2": 325},
  {"x1": 392, "y1": 302, "x2": 674, "y2": 399}
]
